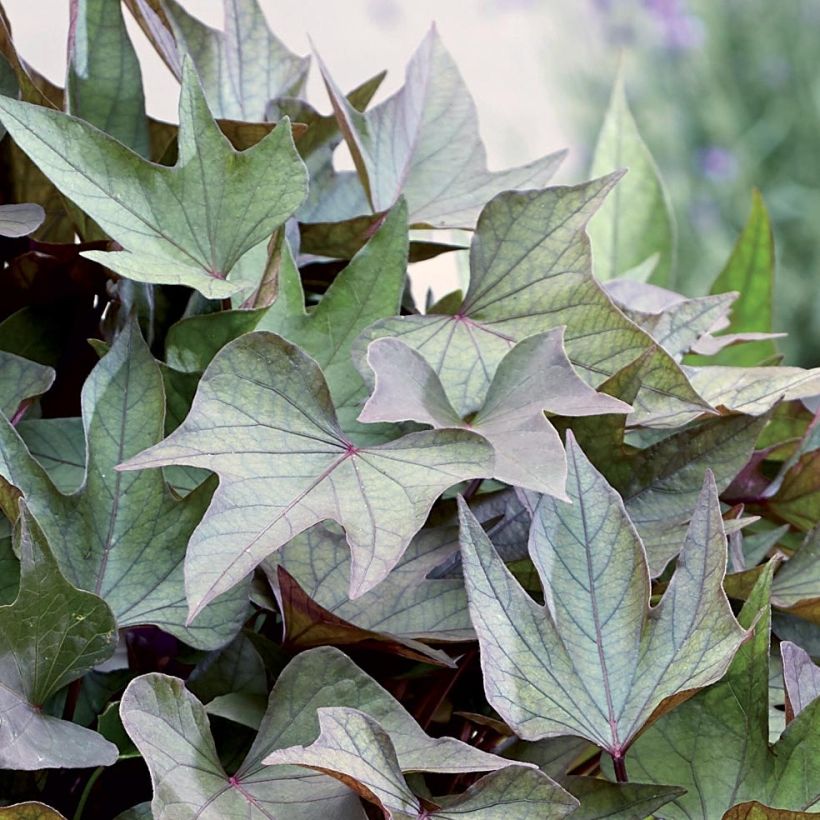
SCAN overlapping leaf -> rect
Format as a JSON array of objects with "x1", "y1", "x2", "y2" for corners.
[
  {"x1": 120, "y1": 331, "x2": 494, "y2": 616},
  {"x1": 360, "y1": 329, "x2": 630, "y2": 496},
  {"x1": 0, "y1": 504, "x2": 118, "y2": 769},
  {"x1": 120, "y1": 647, "x2": 513, "y2": 818},
  {"x1": 781, "y1": 641, "x2": 820, "y2": 721},
  {"x1": 588, "y1": 73, "x2": 676, "y2": 285},
  {"x1": 318, "y1": 26, "x2": 564, "y2": 228},
  {"x1": 126, "y1": 0, "x2": 309, "y2": 121},
  {"x1": 266, "y1": 707, "x2": 578, "y2": 819},
  {"x1": 0, "y1": 203, "x2": 45, "y2": 238},
  {"x1": 0, "y1": 59, "x2": 307, "y2": 298},
  {"x1": 628, "y1": 566, "x2": 820, "y2": 816},
  {"x1": 0, "y1": 319, "x2": 248, "y2": 648},
  {"x1": 458, "y1": 433, "x2": 746, "y2": 765},
  {"x1": 0, "y1": 350, "x2": 54, "y2": 421},
  {"x1": 356, "y1": 176, "x2": 710, "y2": 428},
  {"x1": 166, "y1": 201, "x2": 409, "y2": 439}
]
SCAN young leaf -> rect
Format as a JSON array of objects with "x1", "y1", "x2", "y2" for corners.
[
  {"x1": 265, "y1": 707, "x2": 578, "y2": 819},
  {"x1": 67, "y1": 0, "x2": 150, "y2": 156},
  {"x1": 0, "y1": 350, "x2": 54, "y2": 420},
  {"x1": 119, "y1": 332, "x2": 494, "y2": 616},
  {"x1": 0, "y1": 503, "x2": 118, "y2": 769},
  {"x1": 781, "y1": 641, "x2": 820, "y2": 722},
  {"x1": 360, "y1": 329, "x2": 630, "y2": 497},
  {"x1": 706, "y1": 190, "x2": 778, "y2": 366},
  {"x1": 165, "y1": 202, "x2": 408, "y2": 440},
  {"x1": 318, "y1": 26, "x2": 564, "y2": 228},
  {"x1": 627, "y1": 566, "x2": 820, "y2": 816},
  {"x1": 356, "y1": 177, "x2": 709, "y2": 426},
  {"x1": 0, "y1": 59, "x2": 307, "y2": 298},
  {"x1": 0, "y1": 319, "x2": 248, "y2": 649},
  {"x1": 588, "y1": 72, "x2": 676, "y2": 286},
  {"x1": 458, "y1": 432, "x2": 746, "y2": 767},
  {"x1": 126, "y1": 0, "x2": 309, "y2": 121},
  {"x1": 120, "y1": 647, "x2": 511, "y2": 817}
]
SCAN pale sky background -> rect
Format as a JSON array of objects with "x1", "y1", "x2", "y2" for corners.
[{"x1": 1, "y1": 0, "x2": 597, "y2": 301}]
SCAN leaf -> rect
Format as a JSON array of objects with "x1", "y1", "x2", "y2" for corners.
[
  {"x1": 318, "y1": 26, "x2": 565, "y2": 228},
  {"x1": 562, "y1": 777, "x2": 685, "y2": 820},
  {"x1": 165, "y1": 202, "x2": 408, "y2": 439},
  {"x1": 120, "y1": 646, "x2": 510, "y2": 818},
  {"x1": 0, "y1": 59, "x2": 307, "y2": 298},
  {"x1": 120, "y1": 331, "x2": 493, "y2": 616},
  {"x1": 588, "y1": 72, "x2": 676, "y2": 286},
  {"x1": 0, "y1": 203, "x2": 45, "y2": 238},
  {"x1": 356, "y1": 177, "x2": 709, "y2": 428},
  {"x1": 781, "y1": 641, "x2": 820, "y2": 722},
  {"x1": 127, "y1": 0, "x2": 309, "y2": 121},
  {"x1": 567, "y1": 354, "x2": 768, "y2": 574},
  {"x1": 772, "y1": 530, "x2": 820, "y2": 622},
  {"x1": 723, "y1": 802, "x2": 819, "y2": 820},
  {"x1": 0, "y1": 804, "x2": 65, "y2": 820},
  {"x1": 360, "y1": 329, "x2": 630, "y2": 496},
  {"x1": 265, "y1": 707, "x2": 577, "y2": 819},
  {"x1": 769, "y1": 454, "x2": 820, "y2": 533},
  {"x1": 0, "y1": 319, "x2": 248, "y2": 649},
  {"x1": 0, "y1": 350, "x2": 54, "y2": 420},
  {"x1": 705, "y1": 190, "x2": 778, "y2": 366},
  {"x1": 16, "y1": 418, "x2": 85, "y2": 493},
  {"x1": 67, "y1": 0, "x2": 150, "y2": 156},
  {"x1": 627, "y1": 565, "x2": 820, "y2": 816},
  {"x1": 266, "y1": 520, "x2": 473, "y2": 642},
  {"x1": 0, "y1": 503, "x2": 118, "y2": 769},
  {"x1": 458, "y1": 432, "x2": 746, "y2": 765}
]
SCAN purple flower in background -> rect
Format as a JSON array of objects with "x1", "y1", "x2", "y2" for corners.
[
  {"x1": 698, "y1": 146, "x2": 739, "y2": 182},
  {"x1": 644, "y1": 0, "x2": 705, "y2": 50}
]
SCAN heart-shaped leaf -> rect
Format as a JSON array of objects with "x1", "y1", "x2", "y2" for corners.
[
  {"x1": 359, "y1": 328, "x2": 630, "y2": 497},
  {"x1": 120, "y1": 646, "x2": 512, "y2": 818},
  {"x1": 266, "y1": 707, "x2": 578, "y2": 819},
  {"x1": 0, "y1": 319, "x2": 248, "y2": 648},
  {"x1": 120, "y1": 332, "x2": 493, "y2": 616},
  {"x1": 627, "y1": 565, "x2": 820, "y2": 816},
  {"x1": 355, "y1": 176, "x2": 710, "y2": 428},
  {"x1": 458, "y1": 432, "x2": 746, "y2": 768},
  {"x1": 0, "y1": 503, "x2": 118, "y2": 770},
  {"x1": 317, "y1": 26, "x2": 564, "y2": 228},
  {"x1": 0, "y1": 59, "x2": 307, "y2": 298}
]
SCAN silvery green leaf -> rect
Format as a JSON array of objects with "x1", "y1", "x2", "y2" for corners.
[
  {"x1": 120, "y1": 332, "x2": 494, "y2": 616},
  {"x1": 458, "y1": 432, "x2": 746, "y2": 765},
  {"x1": 0, "y1": 350, "x2": 54, "y2": 420},
  {"x1": 781, "y1": 641, "x2": 820, "y2": 721}
]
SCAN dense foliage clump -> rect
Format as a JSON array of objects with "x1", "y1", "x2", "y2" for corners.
[{"x1": 0, "y1": 1, "x2": 817, "y2": 818}]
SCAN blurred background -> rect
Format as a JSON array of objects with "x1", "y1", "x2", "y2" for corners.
[{"x1": 3, "y1": 0, "x2": 818, "y2": 364}]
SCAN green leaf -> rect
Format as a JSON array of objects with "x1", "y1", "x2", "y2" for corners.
[
  {"x1": 0, "y1": 59, "x2": 307, "y2": 298},
  {"x1": 706, "y1": 190, "x2": 778, "y2": 366},
  {"x1": 567, "y1": 355, "x2": 769, "y2": 574},
  {"x1": 562, "y1": 777, "x2": 685, "y2": 820},
  {"x1": 627, "y1": 565, "x2": 820, "y2": 816},
  {"x1": 265, "y1": 707, "x2": 577, "y2": 819},
  {"x1": 723, "y1": 802, "x2": 819, "y2": 819},
  {"x1": 0, "y1": 203, "x2": 45, "y2": 238},
  {"x1": 120, "y1": 332, "x2": 493, "y2": 617},
  {"x1": 356, "y1": 177, "x2": 709, "y2": 427},
  {"x1": 16, "y1": 418, "x2": 85, "y2": 494},
  {"x1": 67, "y1": 0, "x2": 150, "y2": 156},
  {"x1": 267, "y1": 520, "x2": 473, "y2": 642},
  {"x1": 588, "y1": 72, "x2": 676, "y2": 286},
  {"x1": 120, "y1": 646, "x2": 511, "y2": 818},
  {"x1": 458, "y1": 433, "x2": 746, "y2": 764},
  {"x1": 0, "y1": 503, "x2": 118, "y2": 769},
  {"x1": 318, "y1": 26, "x2": 564, "y2": 228},
  {"x1": 772, "y1": 530, "x2": 820, "y2": 621},
  {"x1": 130, "y1": 0, "x2": 309, "y2": 121},
  {"x1": 360, "y1": 329, "x2": 630, "y2": 496},
  {"x1": 0, "y1": 319, "x2": 248, "y2": 649},
  {"x1": 0, "y1": 350, "x2": 54, "y2": 420},
  {"x1": 166, "y1": 202, "x2": 408, "y2": 440},
  {"x1": 781, "y1": 641, "x2": 820, "y2": 721},
  {"x1": 0, "y1": 804, "x2": 65, "y2": 819}
]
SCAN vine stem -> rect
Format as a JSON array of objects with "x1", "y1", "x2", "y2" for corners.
[
  {"x1": 462, "y1": 478, "x2": 483, "y2": 503},
  {"x1": 612, "y1": 753, "x2": 629, "y2": 783},
  {"x1": 73, "y1": 766, "x2": 103, "y2": 820}
]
